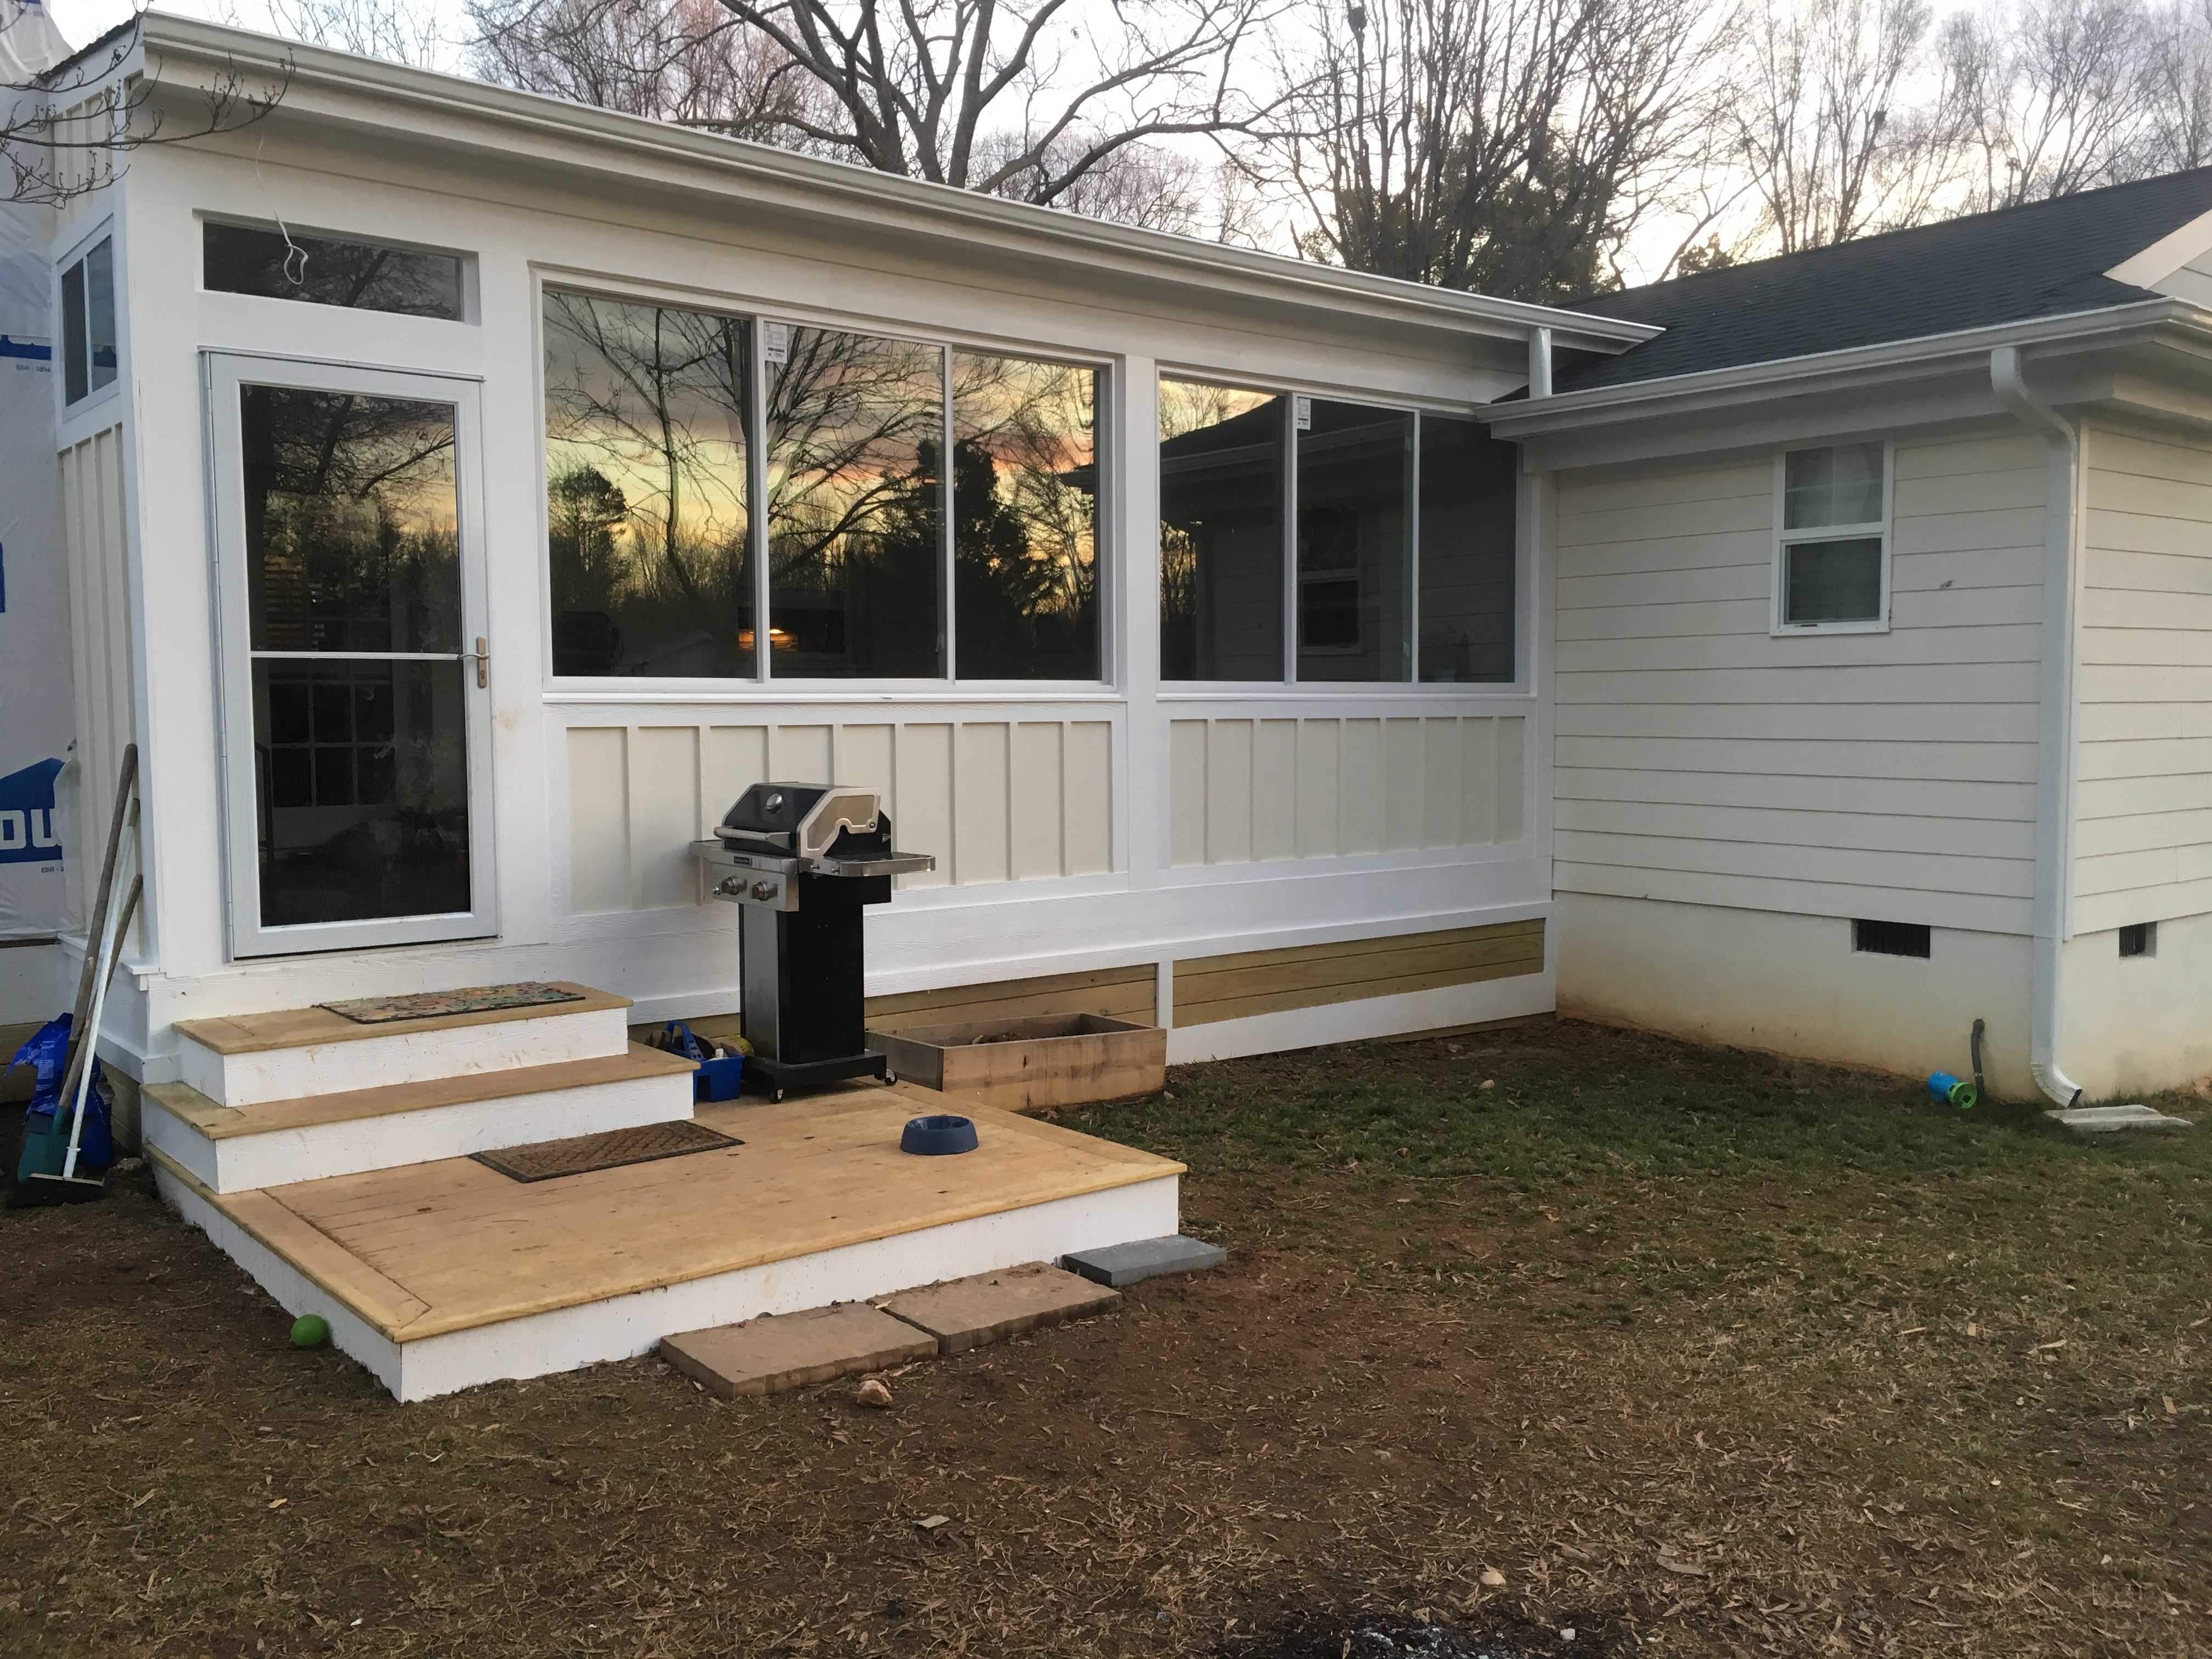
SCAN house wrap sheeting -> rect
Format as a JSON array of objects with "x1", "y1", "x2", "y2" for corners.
[{"x1": 0, "y1": 0, "x2": 74, "y2": 943}]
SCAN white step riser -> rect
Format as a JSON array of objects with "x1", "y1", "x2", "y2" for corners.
[
  {"x1": 145, "y1": 1070, "x2": 698, "y2": 1194},
  {"x1": 178, "y1": 1007, "x2": 635, "y2": 1108},
  {"x1": 155, "y1": 1168, "x2": 1180, "y2": 1402}
]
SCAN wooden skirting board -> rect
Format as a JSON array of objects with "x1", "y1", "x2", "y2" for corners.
[
  {"x1": 642, "y1": 963, "x2": 1160, "y2": 1048},
  {"x1": 1173, "y1": 919, "x2": 1547, "y2": 1028}
]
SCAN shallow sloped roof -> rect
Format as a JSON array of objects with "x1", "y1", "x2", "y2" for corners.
[{"x1": 1552, "y1": 168, "x2": 2212, "y2": 394}]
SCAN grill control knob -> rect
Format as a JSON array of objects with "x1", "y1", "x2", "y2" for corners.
[{"x1": 751, "y1": 881, "x2": 778, "y2": 901}]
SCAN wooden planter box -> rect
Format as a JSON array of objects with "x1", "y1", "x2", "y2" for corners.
[{"x1": 867, "y1": 1014, "x2": 1166, "y2": 1114}]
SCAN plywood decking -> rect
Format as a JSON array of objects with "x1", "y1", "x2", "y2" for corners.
[
  {"x1": 148, "y1": 1082, "x2": 1182, "y2": 1344},
  {"x1": 175, "y1": 983, "x2": 630, "y2": 1054},
  {"x1": 1173, "y1": 919, "x2": 1547, "y2": 1026},
  {"x1": 145, "y1": 1043, "x2": 693, "y2": 1138}
]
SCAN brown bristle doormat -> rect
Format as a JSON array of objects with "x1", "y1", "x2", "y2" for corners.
[
  {"x1": 320, "y1": 982, "x2": 585, "y2": 1024},
  {"x1": 472, "y1": 1121, "x2": 742, "y2": 1183}
]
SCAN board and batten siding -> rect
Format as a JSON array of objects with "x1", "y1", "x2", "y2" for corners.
[
  {"x1": 60, "y1": 425, "x2": 140, "y2": 941},
  {"x1": 1167, "y1": 714, "x2": 1525, "y2": 867},
  {"x1": 1553, "y1": 434, "x2": 2047, "y2": 934},
  {"x1": 2074, "y1": 425, "x2": 2212, "y2": 934},
  {"x1": 564, "y1": 719, "x2": 1113, "y2": 915}
]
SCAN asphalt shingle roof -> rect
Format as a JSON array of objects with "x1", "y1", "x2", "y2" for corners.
[{"x1": 1552, "y1": 168, "x2": 2212, "y2": 394}]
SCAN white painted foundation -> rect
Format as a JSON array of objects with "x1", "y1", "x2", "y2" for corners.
[
  {"x1": 143, "y1": 1066, "x2": 698, "y2": 1193},
  {"x1": 1556, "y1": 891, "x2": 2033, "y2": 1097},
  {"x1": 155, "y1": 1165, "x2": 1180, "y2": 1401},
  {"x1": 1166, "y1": 969, "x2": 1555, "y2": 1065},
  {"x1": 2057, "y1": 916, "x2": 2212, "y2": 1099},
  {"x1": 177, "y1": 1005, "x2": 634, "y2": 1107}
]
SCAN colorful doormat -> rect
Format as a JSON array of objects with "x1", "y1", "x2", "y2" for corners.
[
  {"x1": 472, "y1": 1121, "x2": 743, "y2": 1183},
  {"x1": 318, "y1": 982, "x2": 586, "y2": 1024}
]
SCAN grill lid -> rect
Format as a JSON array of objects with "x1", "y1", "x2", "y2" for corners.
[{"x1": 714, "y1": 782, "x2": 891, "y2": 859}]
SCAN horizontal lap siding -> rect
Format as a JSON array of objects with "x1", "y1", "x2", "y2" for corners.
[
  {"x1": 1172, "y1": 920, "x2": 1545, "y2": 1026},
  {"x1": 2075, "y1": 427, "x2": 2212, "y2": 932},
  {"x1": 1554, "y1": 436, "x2": 2045, "y2": 932}
]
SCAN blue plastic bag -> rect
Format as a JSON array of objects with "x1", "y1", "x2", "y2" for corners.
[
  {"x1": 7, "y1": 1013, "x2": 72, "y2": 1119},
  {"x1": 10, "y1": 1015, "x2": 113, "y2": 1178}
]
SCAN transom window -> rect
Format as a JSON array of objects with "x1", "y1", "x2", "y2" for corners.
[
  {"x1": 541, "y1": 291, "x2": 1100, "y2": 682},
  {"x1": 204, "y1": 219, "x2": 466, "y2": 321},
  {"x1": 58, "y1": 233, "x2": 116, "y2": 407},
  {"x1": 1158, "y1": 377, "x2": 1516, "y2": 683},
  {"x1": 1777, "y1": 442, "x2": 1888, "y2": 631}
]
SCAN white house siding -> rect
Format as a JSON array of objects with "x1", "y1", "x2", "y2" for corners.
[
  {"x1": 562, "y1": 715, "x2": 1115, "y2": 912},
  {"x1": 58, "y1": 425, "x2": 138, "y2": 947},
  {"x1": 2074, "y1": 425, "x2": 2212, "y2": 933},
  {"x1": 2060, "y1": 424, "x2": 2212, "y2": 1096},
  {"x1": 1551, "y1": 432, "x2": 2050, "y2": 1090},
  {"x1": 91, "y1": 80, "x2": 1566, "y2": 1077},
  {"x1": 1166, "y1": 712, "x2": 1524, "y2": 866}
]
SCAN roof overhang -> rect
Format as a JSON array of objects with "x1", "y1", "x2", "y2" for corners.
[
  {"x1": 128, "y1": 14, "x2": 1659, "y2": 361},
  {"x1": 1483, "y1": 298, "x2": 2212, "y2": 471}
]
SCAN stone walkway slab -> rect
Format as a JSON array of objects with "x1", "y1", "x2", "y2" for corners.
[
  {"x1": 1062, "y1": 1234, "x2": 1226, "y2": 1288},
  {"x1": 879, "y1": 1262, "x2": 1118, "y2": 1355},
  {"x1": 661, "y1": 1304, "x2": 937, "y2": 1398}
]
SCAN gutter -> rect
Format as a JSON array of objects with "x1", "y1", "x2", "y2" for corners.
[
  {"x1": 1989, "y1": 345, "x2": 2085, "y2": 1110},
  {"x1": 1483, "y1": 299, "x2": 2205, "y2": 437}
]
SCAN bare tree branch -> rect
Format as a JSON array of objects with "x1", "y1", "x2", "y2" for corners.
[{"x1": 1, "y1": 16, "x2": 288, "y2": 208}]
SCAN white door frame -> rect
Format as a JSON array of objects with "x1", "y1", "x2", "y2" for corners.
[{"x1": 205, "y1": 352, "x2": 499, "y2": 960}]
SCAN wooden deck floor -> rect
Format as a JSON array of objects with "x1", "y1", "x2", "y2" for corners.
[{"x1": 150, "y1": 1082, "x2": 1182, "y2": 1344}]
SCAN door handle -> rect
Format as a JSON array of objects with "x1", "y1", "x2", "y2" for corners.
[{"x1": 460, "y1": 636, "x2": 489, "y2": 689}]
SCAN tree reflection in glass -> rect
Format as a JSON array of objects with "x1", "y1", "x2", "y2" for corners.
[
  {"x1": 766, "y1": 328, "x2": 945, "y2": 677},
  {"x1": 1158, "y1": 380, "x2": 1286, "y2": 681},
  {"x1": 951, "y1": 353, "x2": 1099, "y2": 680},
  {"x1": 543, "y1": 293, "x2": 753, "y2": 676},
  {"x1": 240, "y1": 386, "x2": 471, "y2": 927}
]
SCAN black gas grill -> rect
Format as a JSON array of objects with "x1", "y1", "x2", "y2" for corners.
[{"x1": 691, "y1": 783, "x2": 933, "y2": 1100}]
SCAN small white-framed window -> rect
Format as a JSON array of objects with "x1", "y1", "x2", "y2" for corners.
[
  {"x1": 58, "y1": 230, "x2": 117, "y2": 408},
  {"x1": 1774, "y1": 440, "x2": 1889, "y2": 633}
]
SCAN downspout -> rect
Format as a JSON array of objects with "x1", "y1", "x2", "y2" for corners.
[
  {"x1": 1990, "y1": 345, "x2": 2085, "y2": 1109},
  {"x1": 1528, "y1": 326, "x2": 1553, "y2": 399}
]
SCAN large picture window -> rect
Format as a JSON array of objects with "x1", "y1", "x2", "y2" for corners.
[
  {"x1": 952, "y1": 352, "x2": 1100, "y2": 680},
  {"x1": 1159, "y1": 377, "x2": 1517, "y2": 683},
  {"x1": 544, "y1": 293, "x2": 753, "y2": 676},
  {"x1": 542, "y1": 291, "x2": 1103, "y2": 682}
]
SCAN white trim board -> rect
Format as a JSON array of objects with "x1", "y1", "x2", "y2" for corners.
[
  {"x1": 155, "y1": 1165, "x2": 1178, "y2": 1401},
  {"x1": 1166, "y1": 970, "x2": 1556, "y2": 1065}
]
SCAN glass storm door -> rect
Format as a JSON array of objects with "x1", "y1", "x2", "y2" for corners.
[{"x1": 207, "y1": 357, "x2": 496, "y2": 957}]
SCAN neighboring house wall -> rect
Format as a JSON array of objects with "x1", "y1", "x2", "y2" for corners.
[
  {"x1": 2064, "y1": 423, "x2": 2212, "y2": 1094},
  {"x1": 1550, "y1": 430, "x2": 2050, "y2": 1093}
]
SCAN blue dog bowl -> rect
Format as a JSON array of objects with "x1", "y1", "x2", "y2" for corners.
[{"x1": 900, "y1": 1114, "x2": 979, "y2": 1156}]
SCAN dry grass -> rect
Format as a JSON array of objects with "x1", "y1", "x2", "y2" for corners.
[{"x1": 3, "y1": 1017, "x2": 2207, "y2": 1657}]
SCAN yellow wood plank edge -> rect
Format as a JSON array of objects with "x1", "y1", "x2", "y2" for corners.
[
  {"x1": 174, "y1": 982, "x2": 632, "y2": 1056},
  {"x1": 146, "y1": 1143, "x2": 431, "y2": 1339}
]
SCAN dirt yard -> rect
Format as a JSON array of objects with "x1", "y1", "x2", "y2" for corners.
[{"x1": 4, "y1": 1017, "x2": 2208, "y2": 1658}]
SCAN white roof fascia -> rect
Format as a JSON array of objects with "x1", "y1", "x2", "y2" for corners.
[
  {"x1": 2106, "y1": 207, "x2": 2212, "y2": 290},
  {"x1": 1481, "y1": 299, "x2": 2206, "y2": 438},
  {"x1": 137, "y1": 14, "x2": 1658, "y2": 358}
]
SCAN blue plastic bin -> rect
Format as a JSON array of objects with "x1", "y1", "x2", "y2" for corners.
[{"x1": 695, "y1": 1053, "x2": 746, "y2": 1102}]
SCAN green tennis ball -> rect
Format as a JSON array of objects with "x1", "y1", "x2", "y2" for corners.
[{"x1": 290, "y1": 1314, "x2": 330, "y2": 1350}]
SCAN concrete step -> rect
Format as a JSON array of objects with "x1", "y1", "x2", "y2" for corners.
[
  {"x1": 171, "y1": 983, "x2": 635, "y2": 1107},
  {"x1": 143, "y1": 1043, "x2": 697, "y2": 1193}
]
